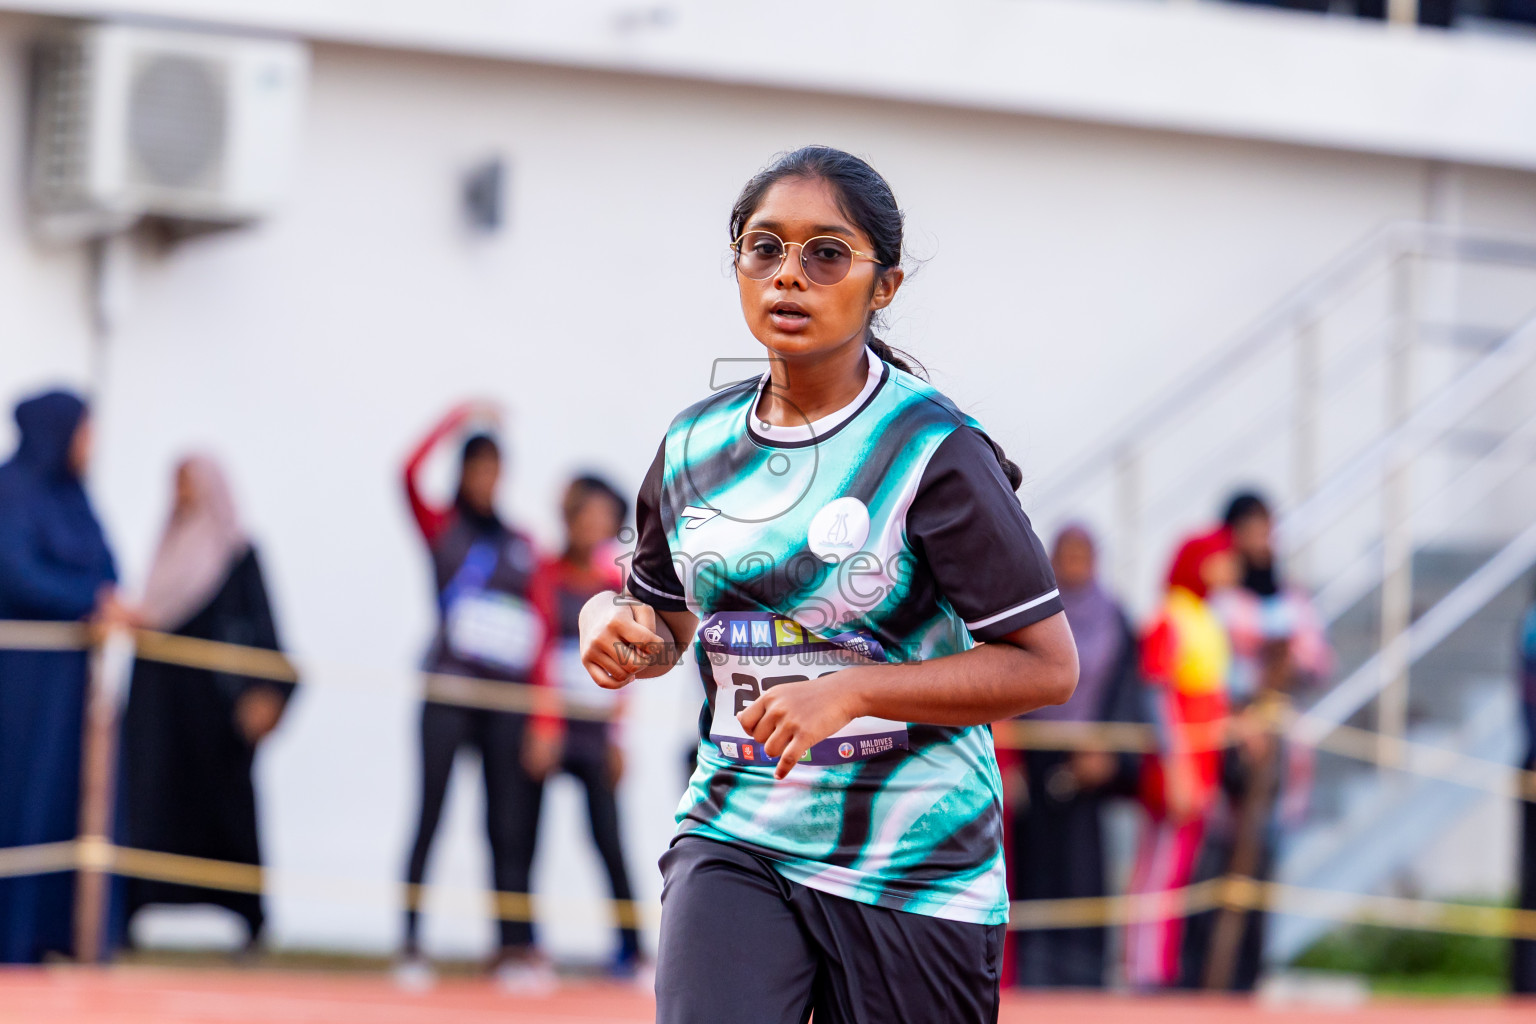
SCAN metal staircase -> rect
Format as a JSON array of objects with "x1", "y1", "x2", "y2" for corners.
[{"x1": 1027, "y1": 221, "x2": 1536, "y2": 964}]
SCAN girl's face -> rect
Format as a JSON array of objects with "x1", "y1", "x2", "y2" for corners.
[
  {"x1": 736, "y1": 176, "x2": 903, "y2": 360},
  {"x1": 459, "y1": 453, "x2": 501, "y2": 515},
  {"x1": 1200, "y1": 549, "x2": 1241, "y2": 594},
  {"x1": 67, "y1": 416, "x2": 93, "y2": 478},
  {"x1": 174, "y1": 461, "x2": 198, "y2": 514},
  {"x1": 567, "y1": 493, "x2": 622, "y2": 553},
  {"x1": 1052, "y1": 534, "x2": 1096, "y2": 591}
]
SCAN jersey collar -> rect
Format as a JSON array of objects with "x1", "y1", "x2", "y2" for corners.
[{"x1": 746, "y1": 348, "x2": 889, "y2": 449}]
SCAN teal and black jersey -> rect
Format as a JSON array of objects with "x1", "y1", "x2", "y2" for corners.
[{"x1": 627, "y1": 351, "x2": 1062, "y2": 924}]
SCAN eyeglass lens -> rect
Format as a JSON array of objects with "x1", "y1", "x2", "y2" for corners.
[{"x1": 735, "y1": 231, "x2": 855, "y2": 286}]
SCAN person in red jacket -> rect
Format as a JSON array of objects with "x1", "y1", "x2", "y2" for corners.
[
  {"x1": 397, "y1": 401, "x2": 551, "y2": 992},
  {"x1": 1123, "y1": 527, "x2": 1237, "y2": 990},
  {"x1": 525, "y1": 475, "x2": 645, "y2": 977}
]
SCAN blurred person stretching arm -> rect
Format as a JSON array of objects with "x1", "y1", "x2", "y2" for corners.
[{"x1": 397, "y1": 403, "x2": 551, "y2": 991}]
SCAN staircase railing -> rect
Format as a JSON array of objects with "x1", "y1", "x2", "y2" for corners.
[
  {"x1": 1030, "y1": 222, "x2": 1536, "y2": 618},
  {"x1": 1290, "y1": 517, "x2": 1536, "y2": 747}
]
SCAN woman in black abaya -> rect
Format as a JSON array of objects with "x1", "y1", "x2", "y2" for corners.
[{"x1": 118, "y1": 456, "x2": 295, "y2": 949}]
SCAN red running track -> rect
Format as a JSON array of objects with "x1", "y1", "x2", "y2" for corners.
[{"x1": 1, "y1": 967, "x2": 1534, "y2": 1023}]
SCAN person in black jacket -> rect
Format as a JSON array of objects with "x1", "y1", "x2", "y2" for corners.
[
  {"x1": 398, "y1": 404, "x2": 549, "y2": 992},
  {"x1": 1012, "y1": 524, "x2": 1146, "y2": 988},
  {"x1": 117, "y1": 455, "x2": 295, "y2": 950}
]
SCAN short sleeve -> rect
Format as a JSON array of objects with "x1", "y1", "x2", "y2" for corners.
[
  {"x1": 626, "y1": 439, "x2": 689, "y2": 612},
  {"x1": 906, "y1": 426, "x2": 1062, "y2": 642}
]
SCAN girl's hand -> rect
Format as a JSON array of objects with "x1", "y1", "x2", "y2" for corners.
[
  {"x1": 579, "y1": 592, "x2": 666, "y2": 689},
  {"x1": 521, "y1": 727, "x2": 563, "y2": 780},
  {"x1": 235, "y1": 686, "x2": 286, "y2": 745},
  {"x1": 736, "y1": 671, "x2": 866, "y2": 780},
  {"x1": 88, "y1": 586, "x2": 140, "y2": 645},
  {"x1": 1070, "y1": 750, "x2": 1117, "y2": 791},
  {"x1": 1164, "y1": 759, "x2": 1202, "y2": 823}
]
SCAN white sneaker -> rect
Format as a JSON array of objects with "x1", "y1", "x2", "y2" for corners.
[
  {"x1": 393, "y1": 954, "x2": 436, "y2": 992},
  {"x1": 494, "y1": 955, "x2": 558, "y2": 996},
  {"x1": 628, "y1": 957, "x2": 656, "y2": 994}
]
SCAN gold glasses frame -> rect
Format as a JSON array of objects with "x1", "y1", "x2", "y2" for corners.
[{"x1": 730, "y1": 229, "x2": 881, "y2": 285}]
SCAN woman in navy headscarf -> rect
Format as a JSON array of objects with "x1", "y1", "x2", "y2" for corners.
[{"x1": 0, "y1": 389, "x2": 121, "y2": 962}]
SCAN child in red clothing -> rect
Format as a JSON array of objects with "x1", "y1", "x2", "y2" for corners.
[
  {"x1": 1124, "y1": 528, "x2": 1238, "y2": 990},
  {"x1": 525, "y1": 475, "x2": 645, "y2": 976}
]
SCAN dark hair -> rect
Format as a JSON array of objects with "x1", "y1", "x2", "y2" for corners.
[
  {"x1": 460, "y1": 433, "x2": 500, "y2": 466},
  {"x1": 1223, "y1": 490, "x2": 1272, "y2": 528},
  {"x1": 565, "y1": 473, "x2": 629, "y2": 525},
  {"x1": 730, "y1": 145, "x2": 1023, "y2": 490}
]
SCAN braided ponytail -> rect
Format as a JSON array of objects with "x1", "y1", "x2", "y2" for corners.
[{"x1": 866, "y1": 337, "x2": 923, "y2": 378}]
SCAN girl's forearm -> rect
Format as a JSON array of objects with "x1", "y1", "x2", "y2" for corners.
[{"x1": 842, "y1": 635, "x2": 1077, "y2": 728}]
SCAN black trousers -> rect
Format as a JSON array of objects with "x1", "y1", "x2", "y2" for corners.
[
  {"x1": 655, "y1": 835, "x2": 1003, "y2": 1024},
  {"x1": 554, "y1": 723, "x2": 640, "y2": 957},
  {"x1": 1179, "y1": 744, "x2": 1278, "y2": 992},
  {"x1": 1011, "y1": 751, "x2": 1110, "y2": 988},
  {"x1": 403, "y1": 702, "x2": 542, "y2": 951}
]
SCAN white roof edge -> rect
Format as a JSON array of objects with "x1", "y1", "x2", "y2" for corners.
[{"x1": 6, "y1": 0, "x2": 1536, "y2": 172}]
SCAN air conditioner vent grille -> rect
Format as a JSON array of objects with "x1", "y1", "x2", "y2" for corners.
[
  {"x1": 126, "y1": 53, "x2": 226, "y2": 192},
  {"x1": 32, "y1": 40, "x2": 91, "y2": 205}
]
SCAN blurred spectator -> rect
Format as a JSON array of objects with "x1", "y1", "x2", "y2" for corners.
[
  {"x1": 398, "y1": 403, "x2": 548, "y2": 990},
  {"x1": 1225, "y1": 0, "x2": 1460, "y2": 26},
  {"x1": 0, "y1": 390, "x2": 123, "y2": 962},
  {"x1": 1124, "y1": 528, "x2": 1236, "y2": 991},
  {"x1": 525, "y1": 475, "x2": 644, "y2": 978},
  {"x1": 1225, "y1": 0, "x2": 1455, "y2": 26},
  {"x1": 1226, "y1": 0, "x2": 1331, "y2": 13},
  {"x1": 1009, "y1": 525, "x2": 1146, "y2": 989},
  {"x1": 116, "y1": 456, "x2": 295, "y2": 951},
  {"x1": 1514, "y1": 580, "x2": 1536, "y2": 994},
  {"x1": 1180, "y1": 492, "x2": 1332, "y2": 991},
  {"x1": 1355, "y1": 0, "x2": 1456, "y2": 27},
  {"x1": 1212, "y1": 492, "x2": 1332, "y2": 704},
  {"x1": 1492, "y1": 0, "x2": 1536, "y2": 23}
]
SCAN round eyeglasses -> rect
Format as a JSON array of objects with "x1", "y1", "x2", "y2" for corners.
[{"x1": 731, "y1": 230, "x2": 881, "y2": 286}]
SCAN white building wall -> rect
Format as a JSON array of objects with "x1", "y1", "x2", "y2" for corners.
[{"x1": 2, "y1": 12, "x2": 1533, "y2": 954}]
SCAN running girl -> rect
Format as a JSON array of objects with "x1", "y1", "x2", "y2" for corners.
[{"x1": 579, "y1": 146, "x2": 1079, "y2": 1023}]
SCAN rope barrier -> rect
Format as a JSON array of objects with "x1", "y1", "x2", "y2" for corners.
[
  {"x1": 0, "y1": 620, "x2": 90, "y2": 652},
  {"x1": 4, "y1": 618, "x2": 1535, "y2": 945},
  {"x1": 3, "y1": 618, "x2": 1533, "y2": 796},
  {"x1": 3, "y1": 837, "x2": 1535, "y2": 938}
]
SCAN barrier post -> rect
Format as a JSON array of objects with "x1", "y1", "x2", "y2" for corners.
[
  {"x1": 1377, "y1": 251, "x2": 1417, "y2": 758},
  {"x1": 1290, "y1": 316, "x2": 1320, "y2": 584},
  {"x1": 73, "y1": 639, "x2": 118, "y2": 963}
]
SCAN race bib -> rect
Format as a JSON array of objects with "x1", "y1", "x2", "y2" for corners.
[
  {"x1": 698, "y1": 612, "x2": 907, "y2": 766},
  {"x1": 445, "y1": 591, "x2": 542, "y2": 672}
]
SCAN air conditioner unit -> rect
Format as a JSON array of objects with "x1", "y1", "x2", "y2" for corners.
[{"x1": 29, "y1": 22, "x2": 308, "y2": 241}]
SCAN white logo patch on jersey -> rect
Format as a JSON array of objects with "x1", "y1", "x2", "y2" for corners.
[
  {"x1": 680, "y1": 505, "x2": 721, "y2": 530},
  {"x1": 808, "y1": 496, "x2": 870, "y2": 564}
]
